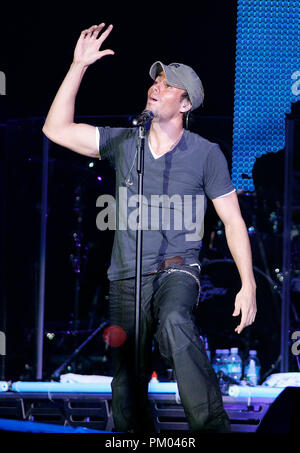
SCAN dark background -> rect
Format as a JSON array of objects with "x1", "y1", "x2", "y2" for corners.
[
  {"x1": 0, "y1": 2, "x2": 285, "y2": 381},
  {"x1": 3, "y1": 2, "x2": 237, "y2": 119}
]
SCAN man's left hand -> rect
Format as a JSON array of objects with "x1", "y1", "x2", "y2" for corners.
[{"x1": 232, "y1": 286, "x2": 257, "y2": 334}]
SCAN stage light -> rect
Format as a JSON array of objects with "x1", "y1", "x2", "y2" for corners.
[{"x1": 46, "y1": 332, "x2": 55, "y2": 341}]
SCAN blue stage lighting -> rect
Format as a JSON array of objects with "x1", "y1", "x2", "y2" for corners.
[{"x1": 233, "y1": 0, "x2": 300, "y2": 191}]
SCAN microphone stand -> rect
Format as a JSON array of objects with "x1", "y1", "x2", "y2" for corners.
[
  {"x1": 134, "y1": 124, "x2": 145, "y2": 429},
  {"x1": 50, "y1": 321, "x2": 108, "y2": 379},
  {"x1": 132, "y1": 111, "x2": 153, "y2": 431}
]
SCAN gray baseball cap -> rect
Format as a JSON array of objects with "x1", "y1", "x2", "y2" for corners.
[{"x1": 149, "y1": 61, "x2": 204, "y2": 111}]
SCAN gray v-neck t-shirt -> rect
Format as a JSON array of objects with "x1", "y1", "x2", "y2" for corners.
[{"x1": 97, "y1": 127, "x2": 235, "y2": 281}]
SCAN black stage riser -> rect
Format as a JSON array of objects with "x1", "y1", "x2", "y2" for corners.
[{"x1": 0, "y1": 392, "x2": 280, "y2": 433}]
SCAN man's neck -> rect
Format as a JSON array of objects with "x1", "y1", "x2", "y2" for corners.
[{"x1": 149, "y1": 120, "x2": 184, "y2": 156}]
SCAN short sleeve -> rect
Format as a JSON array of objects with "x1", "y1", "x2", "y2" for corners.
[
  {"x1": 203, "y1": 144, "x2": 235, "y2": 199},
  {"x1": 97, "y1": 126, "x2": 115, "y2": 166}
]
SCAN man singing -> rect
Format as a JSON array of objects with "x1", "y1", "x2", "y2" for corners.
[{"x1": 43, "y1": 23, "x2": 257, "y2": 433}]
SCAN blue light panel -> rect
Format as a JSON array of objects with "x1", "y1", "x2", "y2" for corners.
[{"x1": 233, "y1": 0, "x2": 300, "y2": 191}]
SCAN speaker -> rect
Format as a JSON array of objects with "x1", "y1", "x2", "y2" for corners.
[{"x1": 257, "y1": 387, "x2": 300, "y2": 433}]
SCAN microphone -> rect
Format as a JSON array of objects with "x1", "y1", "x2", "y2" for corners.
[{"x1": 132, "y1": 110, "x2": 154, "y2": 126}]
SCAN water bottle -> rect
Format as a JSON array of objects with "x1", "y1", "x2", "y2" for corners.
[
  {"x1": 167, "y1": 368, "x2": 176, "y2": 382},
  {"x1": 219, "y1": 349, "x2": 230, "y2": 375},
  {"x1": 150, "y1": 371, "x2": 159, "y2": 384},
  {"x1": 204, "y1": 337, "x2": 211, "y2": 361},
  {"x1": 244, "y1": 350, "x2": 261, "y2": 385},
  {"x1": 200, "y1": 335, "x2": 211, "y2": 361},
  {"x1": 212, "y1": 349, "x2": 223, "y2": 374},
  {"x1": 227, "y1": 347, "x2": 242, "y2": 382},
  {"x1": 218, "y1": 350, "x2": 230, "y2": 394}
]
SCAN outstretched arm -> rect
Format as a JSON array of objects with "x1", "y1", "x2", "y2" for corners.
[
  {"x1": 211, "y1": 191, "x2": 257, "y2": 334},
  {"x1": 42, "y1": 23, "x2": 114, "y2": 157}
]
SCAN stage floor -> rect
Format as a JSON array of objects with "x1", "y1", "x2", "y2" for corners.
[{"x1": 0, "y1": 381, "x2": 276, "y2": 433}]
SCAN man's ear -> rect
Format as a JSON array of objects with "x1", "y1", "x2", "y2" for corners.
[{"x1": 180, "y1": 100, "x2": 192, "y2": 113}]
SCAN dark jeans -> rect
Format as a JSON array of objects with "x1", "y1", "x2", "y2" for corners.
[{"x1": 108, "y1": 263, "x2": 231, "y2": 433}]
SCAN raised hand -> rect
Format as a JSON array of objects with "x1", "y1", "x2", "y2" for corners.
[{"x1": 73, "y1": 23, "x2": 115, "y2": 67}]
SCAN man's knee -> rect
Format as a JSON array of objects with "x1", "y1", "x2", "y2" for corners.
[{"x1": 157, "y1": 309, "x2": 196, "y2": 358}]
